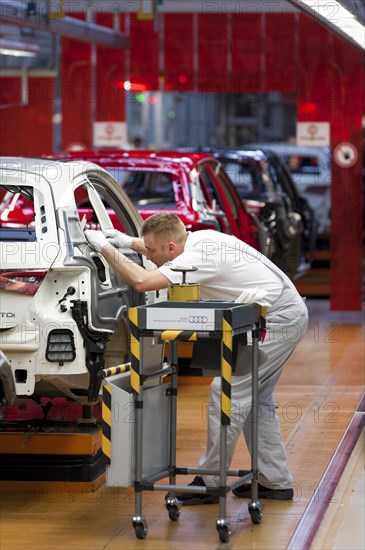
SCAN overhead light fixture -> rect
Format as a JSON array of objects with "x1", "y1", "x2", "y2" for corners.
[
  {"x1": 288, "y1": 0, "x2": 365, "y2": 49},
  {"x1": 0, "y1": 38, "x2": 40, "y2": 57}
]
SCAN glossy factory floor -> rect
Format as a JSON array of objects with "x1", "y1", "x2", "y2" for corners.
[{"x1": 0, "y1": 299, "x2": 364, "y2": 550}]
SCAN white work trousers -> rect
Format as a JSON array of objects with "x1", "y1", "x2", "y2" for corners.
[{"x1": 199, "y1": 290, "x2": 308, "y2": 489}]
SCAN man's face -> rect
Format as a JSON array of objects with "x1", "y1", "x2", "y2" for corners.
[{"x1": 143, "y1": 233, "x2": 173, "y2": 267}]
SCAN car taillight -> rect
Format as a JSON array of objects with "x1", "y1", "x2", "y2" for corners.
[{"x1": 0, "y1": 270, "x2": 47, "y2": 296}]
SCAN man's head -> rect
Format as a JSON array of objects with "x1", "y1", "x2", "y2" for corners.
[{"x1": 141, "y1": 213, "x2": 188, "y2": 267}]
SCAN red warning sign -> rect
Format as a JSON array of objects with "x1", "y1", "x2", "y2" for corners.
[{"x1": 333, "y1": 142, "x2": 358, "y2": 168}]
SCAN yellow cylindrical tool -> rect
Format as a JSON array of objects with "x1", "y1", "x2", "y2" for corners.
[{"x1": 167, "y1": 265, "x2": 200, "y2": 302}]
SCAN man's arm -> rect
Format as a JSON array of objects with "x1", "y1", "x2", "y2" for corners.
[
  {"x1": 101, "y1": 243, "x2": 170, "y2": 292},
  {"x1": 104, "y1": 229, "x2": 148, "y2": 256},
  {"x1": 129, "y1": 237, "x2": 148, "y2": 256}
]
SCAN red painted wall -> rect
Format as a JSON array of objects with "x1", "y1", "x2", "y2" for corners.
[
  {"x1": 61, "y1": 14, "x2": 92, "y2": 150},
  {"x1": 329, "y1": 35, "x2": 363, "y2": 310},
  {"x1": 297, "y1": 15, "x2": 363, "y2": 310},
  {"x1": 95, "y1": 13, "x2": 126, "y2": 122},
  {"x1": 297, "y1": 16, "x2": 332, "y2": 120},
  {"x1": 231, "y1": 13, "x2": 262, "y2": 92},
  {"x1": 0, "y1": 77, "x2": 53, "y2": 155},
  {"x1": 164, "y1": 13, "x2": 194, "y2": 91},
  {"x1": 264, "y1": 13, "x2": 296, "y2": 92},
  {"x1": 129, "y1": 14, "x2": 160, "y2": 91},
  {"x1": 198, "y1": 13, "x2": 228, "y2": 93}
]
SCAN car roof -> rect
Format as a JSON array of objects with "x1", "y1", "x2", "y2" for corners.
[
  {"x1": 62, "y1": 149, "x2": 215, "y2": 167},
  {"x1": 47, "y1": 152, "x2": 191, "y2": 174},
  {"x1": 155, "y1": 150, "x2": 215, "y2": 163},
  {"x1": 1, "y1": 156, "x2": 100, "y2": 169},
  {"x1": 249, "y1": 143, "x2": 330, "y2": 156},
  {"x1": 0, "y1": 156, "x2": 108, "y2": 184},
  {"x1": 84, "y1": 156, "x2": 183, "y2": 172},
  {"x1": 212, "y1": 149, "x2": 267, "y2": 162}
]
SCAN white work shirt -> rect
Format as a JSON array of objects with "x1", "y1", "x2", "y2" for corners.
[{"x1": 158, "y1": 230, "x2": 286, "y2": 302}]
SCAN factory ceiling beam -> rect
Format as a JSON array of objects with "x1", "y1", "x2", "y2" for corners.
[{"x1": 0, "y1": 1, "x2": 129, "y2": 49}]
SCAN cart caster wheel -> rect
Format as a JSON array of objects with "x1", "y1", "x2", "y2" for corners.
[
  {"x1": 167, "y1": 504, "x2": 181, "y2": 521},
  {"x1": 134, "y1": 523, "x2": 148, "y2": 539},
  {"x1": 133, "y1": 517, "x2": 148, "y2": 540},
  {"x1": 217, "y1": 526, "x2": 230, "y2": 543},
  {"x1": 249, "y1": 507, "x2": 263, "y2": 525}
]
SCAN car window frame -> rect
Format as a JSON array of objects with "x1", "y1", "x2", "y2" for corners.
[{"x1": 0, "y1": 175, "x2": 57, "y2": 243}]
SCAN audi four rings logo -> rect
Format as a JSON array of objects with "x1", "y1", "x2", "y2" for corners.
[{"x1": 188, "y1": 315, "x2": 208, "y2": 323}]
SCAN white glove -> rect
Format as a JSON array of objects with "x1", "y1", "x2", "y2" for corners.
[
  {"x1": 103, "y1": 229, "x2": 133, "y2": 249},
  {"x1": 235, "y1": 288, "x2": 271, "y2": 307},
  {"x1": 84, "y1": 230, "x2": 108, "y2": 253}
]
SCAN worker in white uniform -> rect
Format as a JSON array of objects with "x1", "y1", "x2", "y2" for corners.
[{"x1": 85, "y1": 212, "x2": 308, "y2": 503}]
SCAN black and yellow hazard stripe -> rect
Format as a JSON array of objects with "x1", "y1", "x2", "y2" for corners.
[
  {"x1": 160, "y1": 330, "x2": 197, "y2": 341},
  {"x1": 260, "y1": 306, "x2": 267, "y2": 323},
  {"x1": 100, "y1": 362, "x2": 131, "y2": 379},
  {"x1": 221, "y1": 311, "x2": 233, "y2": 426},
  {"x1": 102, "y1": 383, "x2": 112, "y2": 464},
  {"x1": 129, "y1": 308, "x2": 141, "y2": 394}
]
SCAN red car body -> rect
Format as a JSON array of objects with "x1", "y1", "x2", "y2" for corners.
[
  {"x1": 50, "y1": 150, "x2": 261, "y2": 250},
  {"x1": 0, "y1": 155, "x2": 220, "y2": 234},
  {"x1": 76, "y1": 155, "x2": 226, "y2": 234},
  {"x1": 152, "y1": 151, "x2": 260, "y2": 248}
]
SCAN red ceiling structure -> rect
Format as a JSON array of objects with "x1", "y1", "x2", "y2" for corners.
[{"x1": 0, "y1": 11, "x2": 363, "y2": 311}]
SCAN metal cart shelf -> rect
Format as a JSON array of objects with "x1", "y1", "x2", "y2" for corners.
[
  {"x1": 103, "y1": 300, "x2": 266, "y2": 544},
  {"x1": 131, "y1": 300, "x2": 266, "y2": 542}
]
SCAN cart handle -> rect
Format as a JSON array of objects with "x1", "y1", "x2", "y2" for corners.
[{"x1": 99, "y1": 362, "x2": 131, "y2": 379}]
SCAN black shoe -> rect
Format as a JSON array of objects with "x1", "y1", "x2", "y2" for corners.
[
  {"x1": 166, "y1": 476, "x2": 219, "y2": 506},
  {"x1": 233, "y1": 482, "x2": 294, "y2": 500}
]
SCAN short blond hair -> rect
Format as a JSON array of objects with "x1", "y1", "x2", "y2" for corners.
[{"x1": 141, "y1": 213, "x2": 187, "y2": 242}]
